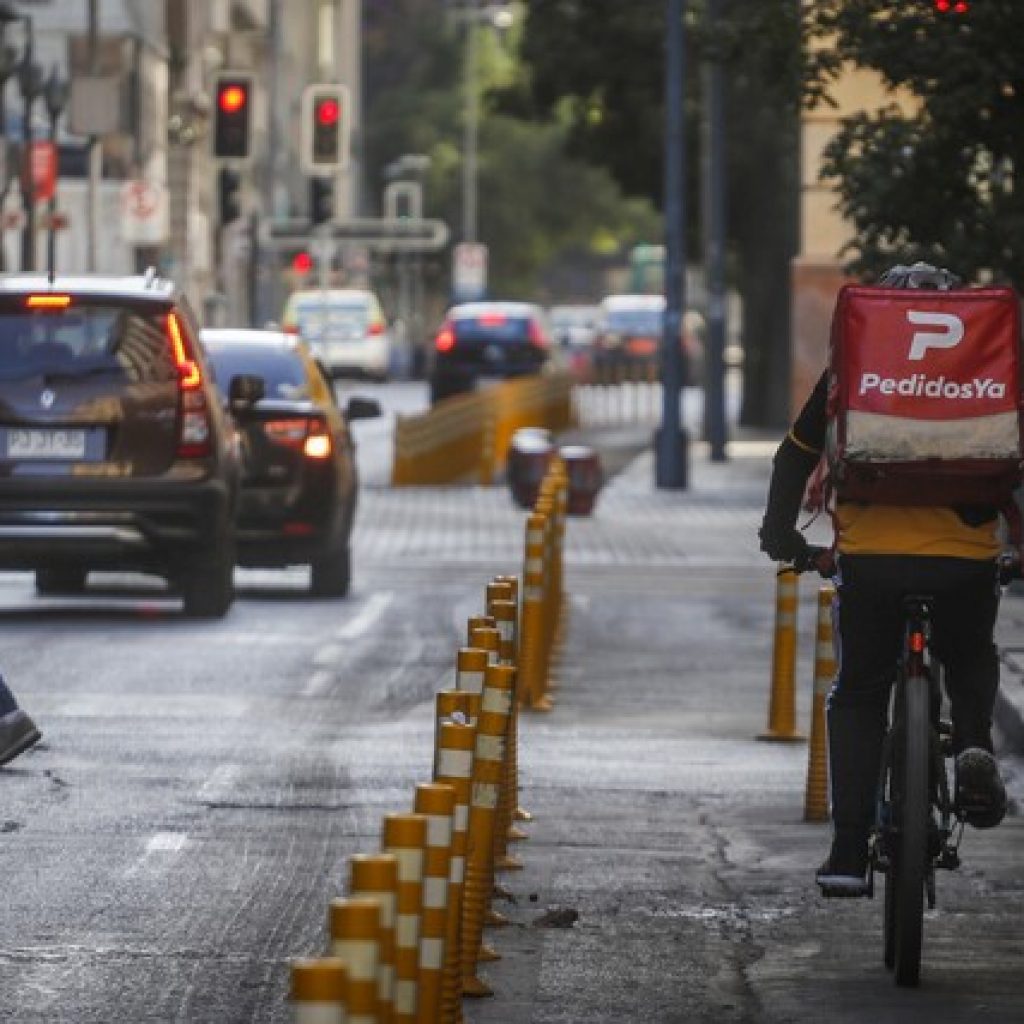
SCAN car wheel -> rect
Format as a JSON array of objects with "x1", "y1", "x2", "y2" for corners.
[
  {"x1": 35, "y1": 568, "x2": 88, "y2": 595},
  {"x1": 181, "y1": 538, "x2": 235, "y2": 619},
  {"x1": 311, "y1": 541, "x2": 351, "y2": 598}
]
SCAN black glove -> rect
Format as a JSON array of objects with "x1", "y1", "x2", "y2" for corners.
[{"x1": 759, "y1": 520, "x2": 809, "y2": 564}]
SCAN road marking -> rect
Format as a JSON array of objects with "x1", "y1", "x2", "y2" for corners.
[
  {"x1": 197, "y1": 764, "x2": 241, "y2": 803},
  {"x1": 146, "y1": 832, "x2": 189, "y2": 854},
  {"x1": 336, "y1": 591, "x2": 393, "y2": 641}
]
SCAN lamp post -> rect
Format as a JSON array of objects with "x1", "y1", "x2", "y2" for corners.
[
  {"x1": 0, "y1": 40, "x2": 18, "y2": 272},
  {"x1": 16, "y1": 5, "x2": 40, "y2": 274},
  {"x1": 43, "y1": 66, "x2": 68, "y2": 277}
]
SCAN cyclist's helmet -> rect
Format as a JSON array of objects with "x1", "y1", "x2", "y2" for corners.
[{"x1": 877, "y1": 260, "x2": 961, "y2": 290}]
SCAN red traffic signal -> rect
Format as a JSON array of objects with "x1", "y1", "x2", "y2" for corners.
[
  {"x1": 213, "y1": 74, "x2": 253, "y2": 160},
  {"x1": 934, "y1": 0, "x2": 970, "y2": 11},
  {"x1": 315, "y1": 98, "x2": 340, "y2": 127},
  {"x1": 301, "y1": 85, "x2": 351, "y2": 174},
  {"x1": 292, "y1": 251, "x2": 313, "y2": 274}
]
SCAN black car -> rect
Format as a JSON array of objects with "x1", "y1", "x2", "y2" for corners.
[
  {"x1": 0, "y1": 272, "x2": 240, "y2": 617},
  {"x1": 200, "y1": 328, "x2": 380, "y2": 597},
  {"x1": 429, "y1": 301, "x2": 551, "y2": 405}
]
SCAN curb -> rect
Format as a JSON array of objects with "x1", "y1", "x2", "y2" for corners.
[{"x1": 995, "y1": 687, "x2": 1024, "y2": 756}]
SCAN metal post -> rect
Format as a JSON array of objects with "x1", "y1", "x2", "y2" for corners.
[
  {"x1": 656, "y1": 0, "x2": 688, "y2": 489},
  {"x1": 85, "y1": 0, "x2": 98, "y2": 271},
  {"x1": 703, "y1": 0, "x2": 727, "y2": 461},
  {"x1": 462, "y1": 1, "x2": 479, "y2": 244},
  {"x1": 18, "y1": 18, "x2": 35, "y2": 273}
]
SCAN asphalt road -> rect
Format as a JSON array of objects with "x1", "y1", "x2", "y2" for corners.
[{"x1": 0, "y1": 381, "x2": 1021, "y2": 1023}]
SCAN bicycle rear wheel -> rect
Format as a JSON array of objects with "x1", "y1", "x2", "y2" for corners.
[{"x1": 893, "y1": 675, "x2": 930, "y2": 987}]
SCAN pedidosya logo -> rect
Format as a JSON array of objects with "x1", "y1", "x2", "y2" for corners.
[{"x1": 858, "y1": 310, "x2": 1007, "y2": 401}]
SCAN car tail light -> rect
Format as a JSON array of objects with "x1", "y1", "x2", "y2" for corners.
[
  {"x1": 367, "y1": 321, "x2": 386, "y2": 336},
  {"x1": 282, "y1": 323, "x2": 300, "y2": 336},
  {"x1": 478, "y1": 312, "x2": 506, "y2": 327},
  {"x1": 26, "y1": 294, "x2": 72, "y2": 310},
  {"x1": 167, "y1": 312, "x2": 211, "y2": 458},
  {"x1": 264, "y1": 417, "x2": 332, "y2": 459},
  {"x1": 435, "y1": 322, "x2": 455, "y2": 353},
  {"x1": 528, "y1": 319, "x2": 549, "y2": 349}
]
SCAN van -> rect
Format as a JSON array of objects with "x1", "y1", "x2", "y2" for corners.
[{"x1": 281, "y1": 288, "x2": 391, "y2": 381}]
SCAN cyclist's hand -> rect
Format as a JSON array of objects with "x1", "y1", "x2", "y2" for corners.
[
  {"x1": 792, "y1": 544, "x2": 835, "y2": 577},
  {"x1": 758, "y1": 521, "x2": 808, "y2": 564},
  {"x1": 998, "y1": 550, "x2": 1021, "y2": 586}
]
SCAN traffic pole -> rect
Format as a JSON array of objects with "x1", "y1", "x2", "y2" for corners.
[
  {"x1": 759, "y1": 567, "x2": 805, "y2": 742},
  {"x1": 349, "y1": 854, "x2": 399, "y2": 1024},
  {"x1": 291, "y1": 957, "x2": 348, "y2": 1024},
  {"x1": 804, "y1": 584, "x2": 836, "y2": 822},
  {"x1": 327, "y1": 897, "x2": 381, "y2": 1024},
  {"x1": 382, "y1": 813, "x2": 428, "y2": 1023}
]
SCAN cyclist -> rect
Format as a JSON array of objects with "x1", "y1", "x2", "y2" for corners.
[{"x1": 759, "y1": 261, "x2": 1009, "y2": 896}]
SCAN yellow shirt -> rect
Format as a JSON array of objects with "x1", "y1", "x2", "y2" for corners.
[{"x1": 836, "y1": 503, "x2": 1000, "y2": 559}]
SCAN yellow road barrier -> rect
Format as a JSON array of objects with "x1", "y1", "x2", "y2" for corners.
[
  {"x1": 413, "y1": 783, "x2": 456, "y2": 1024},
  {"x1": 759, "y1": 568, "x2": 805, "y2": 742},
  {"x1": 382, "y1": 814, "x2": 428, "y2": 1023},
  {"x1": 349, "y1": 855, "x2": 399, "y2": 1024},
  {"x1": 804, "y1": 585, "x2": 836, "y2": 822},
  {"x1": 328, "y1": 897, "x2": 381, "y2": 1024},
  {"x1": 519, "y1": 511, "x2": 552, "y2": 712},
  {"x1": 291, "y1": 957, "x2": 348, "y2": 1024},
  {"x1": 460, "y1": 663, "x2": 514, "y2": 996},
  {"x1": 434, "y1": 720, "x2": 476, "y2": 1024}
]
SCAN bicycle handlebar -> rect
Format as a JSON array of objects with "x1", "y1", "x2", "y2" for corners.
[{"x1": 783, "y1": 547, "x2": 1022, "y2": 585}]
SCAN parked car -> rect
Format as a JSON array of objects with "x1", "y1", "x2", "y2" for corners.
[
  {"x1": 0, "y1": 272, "x2": 240, "y2": 617},
  {"x1": 429, "y1": 301, "x2": 551, "y2": 405},
  {"x1": 281, "y1": 288, "x2": 391, "y2": 381},
  {"x1": 594, "y1": 293, "x2": 704, "y2": 382},
  {"x1": 200, "y1": 328, "x2": 380, "y2": 597}
]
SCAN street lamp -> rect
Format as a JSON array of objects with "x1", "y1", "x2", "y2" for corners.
[{"x1": 43, "y1": 65, "x2": 68, "y2": 277}]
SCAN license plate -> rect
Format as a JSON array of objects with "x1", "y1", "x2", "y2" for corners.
[{"x1": 7, "y1": 428, "x2": 87, "y2": 459}]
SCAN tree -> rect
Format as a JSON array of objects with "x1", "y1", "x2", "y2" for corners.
[{"x1": 805, "y1": 2, "x2": 1024, "y2": 284}]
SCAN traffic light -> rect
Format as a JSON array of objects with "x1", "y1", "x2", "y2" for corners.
[
  {"x1": 213, "y1": 73, "x2": 254, "y2": 160},
  {"x1": 218, "y1": 167, "x2": 242, "y2": 224},
  {"x1": 301, "y1": 84, "x2": 351, "y2": 174},
  {"x1": 934, "y1": 1, "x2": 970, "y2": 12},
  {"x1": 310, "y1": 176, "x2": 334, "y2": 226}
]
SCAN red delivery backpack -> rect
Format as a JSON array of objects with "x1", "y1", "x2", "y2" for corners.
[{"x1": 825, "y1": 283, "x2": 1024, "y2": 508}]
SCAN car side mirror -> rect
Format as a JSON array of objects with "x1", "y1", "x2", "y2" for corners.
[
  {"x1": 228, "y1": 373, "x2": 265, "y2": 412},
  {"x1": 345, "y1": 395, "x2": 382, "y2": 421}
]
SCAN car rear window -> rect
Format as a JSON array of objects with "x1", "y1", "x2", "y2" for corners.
[
  {"x1": 204, "y1": 342, "x2": 309, "y2": 401},
  {"x1": 291, "y1": 298, "x2": 370, "y2": 341},
  {"x1": 606, "y1": 309, "x2": 663, "y2": 335},
  {"x1": 453, "y1": 313, "x2": 532, "y2": 344},
  {"x1": 0, "y1": 306, "x2": 175, "y2": 382}
]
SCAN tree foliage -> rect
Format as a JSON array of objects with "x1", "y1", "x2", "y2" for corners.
[{"x1": 805, "y1": 2, "x2": 1024, "y2": 284}]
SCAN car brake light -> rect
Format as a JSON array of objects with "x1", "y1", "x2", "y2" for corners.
[
  {"x1": 264, "y1": 418, "x2": 310, "y2": 445},
  {"x1": 26, "y1": 294, "x2": 72, "y2": 309},
  {"x1": 367, "y1": 321, "x2": 385, "y2": 336},
  {"x1": 265, "y1": 417, "x2": 332, "y2": 459},
  {"x1": 167, "y1": 312, "x2": 211, "y2": 458},
  {"x1": 528, "y1": 319, "x2": 549, "y2": 349},
  {"x1": 282, "y1": 323, "x2": 300, "y2": 336},
  {"x1": 478, "y1": 312, "x2": 506, "y2": 327},
  {"x1": 435, "y1": 323, "x2": 455, "y2": 353},
  {"x1": 303, "y1": 430, "x2": 332, "y2": 459}
]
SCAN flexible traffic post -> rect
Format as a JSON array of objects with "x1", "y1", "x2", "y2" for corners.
[
  {"x1": 466, "y1": 615, "x2": 496, "y2": 643},
  {"x1": 381, "y1": 813, "x2": 428, "y2": 1023},
  {"x1": 291, "y1": 957, "x2": 348, "y2": 1024},
  {"x1": 434, "y1": 689, "x2": 476, "y2": 780},
  {"x1": 519, "y1": 511, "x2": 552, "y2": 711},
  {"x1": 327, "y1": 897, "x2": 381, "y2": 1024},
  {"x1": 413, "y1": 783, "x2": 456, "y2": 1024},
  {"x1": 349, "y1": 854, "x2": 399, "y2": 1024},
  {"x1": 533, "y1": 494, "x2": 557, "y2": 697},
  {"x1": 460, "y1": 662, "x2": 516, "y2": 991},
  {"x1": 759, "y1": 567, "x2": 805, "y2": 742},
  {"x1": 467, "y1": 625, "x2": 500, "y2": 668},
  {"x1": 804, "y1": 584, "x2": 836, "y2": 822},
  {"x1": 434, "y1": 719, "x2": 476, "y2": 1023},
  {"x1": 454, "y1": 648, "x2": 489, "y2": 720}
]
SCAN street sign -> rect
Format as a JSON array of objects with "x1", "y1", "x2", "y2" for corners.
[
  {"x1": 30, "y1": 143, "x2": 58, "y2": 204},
  {"x1": 384, "y1": 181, "x2": 422, "y2": 221},
  {"x1": 69, "y1": 76, "x2": 122, "y2": 136},
  {"x1": 119, "y1": 178, "x2": 169, "y2": 245},
  {"x1": 452, "y1": 242, "x2": 488, "y2": 301},
  {"x1": 266, "y1": 217, "x2": 450, "y2": 254}
]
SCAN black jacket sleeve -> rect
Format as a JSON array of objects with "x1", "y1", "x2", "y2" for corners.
[{"x1": 759, "y1": 371, "x2": 827, "y2": 561}]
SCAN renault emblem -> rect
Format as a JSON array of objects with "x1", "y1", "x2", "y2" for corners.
[{"x1": 40, "y1": 389, "x2": 55, "y2": 409}]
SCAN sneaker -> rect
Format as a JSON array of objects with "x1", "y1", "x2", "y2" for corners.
[
  {"x1": 0, "y1": 709, "x2": 41, "y2": 767},
  {"x1": 956, "y1": 747, "x2": 1007, "y2": 829},
  {"x1": 816, "y1": 838, "x2": 870, "y2": 897}
]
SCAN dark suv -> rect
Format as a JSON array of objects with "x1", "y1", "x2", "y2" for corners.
[
  {"x1": 429, "y1": 301, "x2": 551, "y2": 404},
  {"x1": 0, "y1": 273, "x2": 240, "y2": 617}
]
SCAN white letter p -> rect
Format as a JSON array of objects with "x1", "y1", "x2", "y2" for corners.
[{"x1": 907, "y1": 311, "x2": 964, "y2": 361}]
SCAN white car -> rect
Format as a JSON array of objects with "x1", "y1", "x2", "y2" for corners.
[{"x1": 281, "y1": 288, "x2": 391, "y2": 381}]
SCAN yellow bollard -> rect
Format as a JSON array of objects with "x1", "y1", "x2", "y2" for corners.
[
  {"x1": 349, "y1": 855, "x2": 399, "y2": 1024},
  {"x1": 460, "y1": 662, "x2": 515, "y2": 996},
  {"x1": 291, "y1": 957, "x2": 348, "y2": 1024},
  {"x1": 804, "y1": 585, "x2": 836, "y2": 822},
  {"x1": 434, "y1": 689, "x2": 476, "y2": 781},
  {"x1": 413, "y1": 783, "x2": 456, "y2": 1024},
  {"x1": 467, "y1": 625, "x2": 500, "y2": 666},
  {"x1": 519, "y1": 511, "x2": 552, "y2": 712},
  {"x1": 759, "y1": 567, "x2": 806, "y2": 742},
  {"x1": 434, "y1": 720, "x2": 476, "y2": 1023},
  {"x1": 490, "y1": 596, "x2": 528, "y2": 845},
  {"x1": 382, "y1": 814, "x2": 428, "y2": 1023},
  {"x1": 454, "y1": 648, "x2": 489, "y2": 719},
  {"x1": 327, "y1": 897, "x2": 381, "y2": 1024},
  {"x1": 466, "y1": 616, "x2": 496, "y2": 642}
]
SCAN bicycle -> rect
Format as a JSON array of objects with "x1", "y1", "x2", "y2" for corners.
[{"x1": 797, "y1": 546, "x2": 1017, "y2": 988}]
